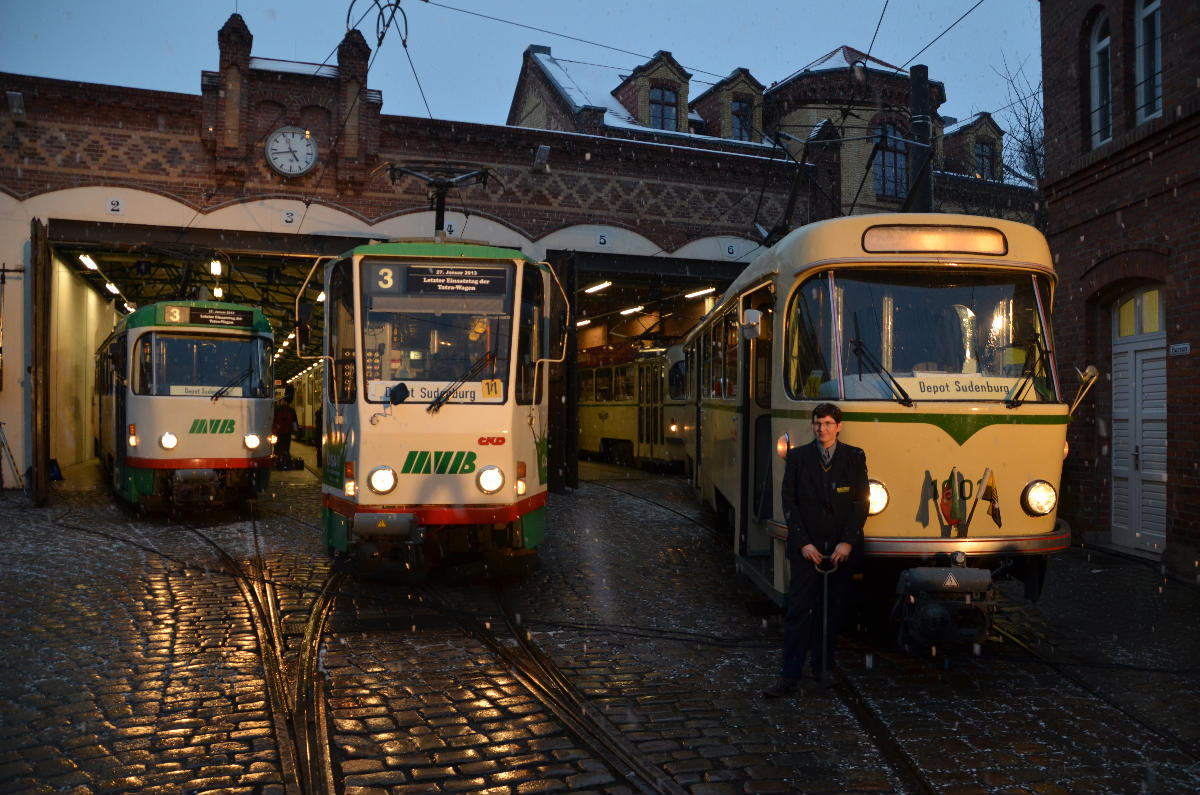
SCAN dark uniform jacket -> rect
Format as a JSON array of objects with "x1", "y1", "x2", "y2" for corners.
[{"x1": 781, "y1": 440, "x2": 869, "y2": 559}]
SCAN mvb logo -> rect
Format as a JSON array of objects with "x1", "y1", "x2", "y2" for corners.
[
  {"x1": 400, "y1": 450, "x2": 477, "y2": 475},
  {"x1": 189, "y1": 419, "x2": 237, "y2": 434}
]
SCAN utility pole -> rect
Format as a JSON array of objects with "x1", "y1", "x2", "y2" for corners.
[{"x1": 907, "y1": 64, "x2": 933, "y2": 212}]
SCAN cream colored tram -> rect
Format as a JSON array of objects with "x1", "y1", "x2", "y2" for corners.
[{"x1": 683, "y1": 214, "x2": 1096, "y2": 647}]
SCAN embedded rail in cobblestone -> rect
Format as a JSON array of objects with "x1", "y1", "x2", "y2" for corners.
[{"x1": 188, "y1": 521, "x2": 346, "y2": 795}]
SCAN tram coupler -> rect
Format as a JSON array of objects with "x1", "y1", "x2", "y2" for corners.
[{"x1": 894, "y1": 565, "x2": 997, "y2": 650}]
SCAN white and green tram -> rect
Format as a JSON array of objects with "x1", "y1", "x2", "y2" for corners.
[
  {"x1": 96, "y1": 301, "x2": 275, "y2": 509},
  {"x1": 298, "y1": 240, "x2": 567, "y2": 574}
]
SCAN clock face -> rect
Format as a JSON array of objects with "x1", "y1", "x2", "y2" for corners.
[{"x1": 264, "y1": 126, "x2": 318, "y2": 177}]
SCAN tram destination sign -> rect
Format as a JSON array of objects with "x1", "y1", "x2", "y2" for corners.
[
  {"x1": 163, "y1": 305, "x2": 254, "y2": 327},
  {"x1": 406, "y1": 265, "x2": 507, "y2": 295}
]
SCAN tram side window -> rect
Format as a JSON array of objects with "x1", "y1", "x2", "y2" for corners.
[
  {"x1": 595, "y1": 367, "x2": 613, "y2": 401},
  {"x1": 722, "y1": 311, "x2": 738, "y2": 400},
  {"x1": 785, "y1": 278, "x2": 835, "y2": 399},
  {"x1": 613, "y1": 365, "x2": 634, "y2": 401},
  {"x1": 667, "y1": 359, "x2": 686, "y2": 400},
  {"x1": 328, "y1": 260, "x2": 357, "y2": 404},
  {"x1": 516, "y1": 267, "x2": 544, "y2": 405},
  {"x1": 580, "y1": 369, "x2": 594, "y2": 401}
]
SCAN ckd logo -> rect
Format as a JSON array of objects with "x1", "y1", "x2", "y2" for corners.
[
  {"x1": 189, "y1": 419, "x2": 236, "y2": 434},
  {"x1": 400, "y1": 450, "x2": 477, "y2": 474}
]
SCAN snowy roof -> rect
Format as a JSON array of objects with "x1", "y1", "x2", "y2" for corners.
[
  {"x1": 943, "y1": 112, "x2": 997, "y2": 136},
  {"x1": 526, "y1": 46, "x2": 773, "y2": 148}
]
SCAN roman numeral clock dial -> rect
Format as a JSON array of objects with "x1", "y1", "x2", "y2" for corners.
[{"x1": 264, "y1": 126, "x2": 318, "y2": 177}]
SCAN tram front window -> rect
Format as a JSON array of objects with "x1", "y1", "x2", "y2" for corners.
[
  {"x1": 134, "y1": 333, "x2": 272, "y2": 397},
  {"x1": 786, "y1": 269, "x2": 1059, "y2": 402},
  {"x1": 360, "y1": 258, "x2": 516, "y2": 404}
]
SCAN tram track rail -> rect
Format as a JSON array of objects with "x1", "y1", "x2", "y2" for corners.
[
  {"x1": 420, "y1": 581, "x2": 680, "y2": 794},
  {"x1": 47, "y1": 499, "x2": 346, "y2": 795},
  {"x1": 583, "y1": 470, "x2": 939, "y2": 795},
  {"x1": 186, "y1": 513, "x2": 347, "y2": 795}
]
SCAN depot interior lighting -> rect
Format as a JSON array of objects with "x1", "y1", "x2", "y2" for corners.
[
  {"x1": 209, "y1": 259, "x2": 222, "y2": 277},
  {"x1": 686, "y1": 287, "x2": 715, "y2": 299},
  {"x1": 619, "y1": 305, "x2": 644, "y2": 315},
  {"x1": 212, "y1": 286, "x2": 224, "y2": 299},
  {"x1": 584, "y1": 280, "x2": 612, "y2": 294},
  {"x1": 576, "y1": 318, "x2": 592, "y2": 327},
  {"x1": 104, "y1": 282, "x2": 120, "y2": 295},
  {"x1": 79, "y1": 254, "x2": 98, "y2": 271}
]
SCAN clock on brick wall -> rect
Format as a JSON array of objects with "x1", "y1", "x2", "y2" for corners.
[{"x1": 264, "y1": 125, "x2": 319, "y2": 177}]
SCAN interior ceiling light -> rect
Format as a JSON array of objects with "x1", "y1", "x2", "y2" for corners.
[
  {"x1": 79, "y1": 254, "x2": 98, "y2": 270},
  {"x1": 576, "y1": 318, "x2": 592, "y2": 327},
  {"x1": 619, "y1": 305, "x2": 644, "y2": 315},
  {"x1": 584, "y1": 281, "x2": 612, "y2": 294},
  {"x1": 104, "y1": 282, "x2": 120, "y2": 295},
  {"x1": 209, "y1": 259, "x2": 222, "y2": 277},
  {"x1": 686, "y1": 287, "x2": 715, "y2": 299}
]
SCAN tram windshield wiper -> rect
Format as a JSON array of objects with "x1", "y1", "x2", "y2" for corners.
[
  {"x1": 849, "y1": 314, "x2": 913, "y2": 406},
  {"x1": 210, "y1": 367, "x2": 252, "y2": 402},
  {"x1": 1004, "y1": 334, "x2": 1050, "y2": 408},
  {"x1": 427, "y1": 350, "x2": 496, "y2": 413}
]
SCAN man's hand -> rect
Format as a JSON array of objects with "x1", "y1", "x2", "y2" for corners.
[
  {"x1": 801, "y1": 543, "x2": 823, "y2": 564},
  {"x1": 830, "y1": 542, "x2": 852, "y2": 565}
]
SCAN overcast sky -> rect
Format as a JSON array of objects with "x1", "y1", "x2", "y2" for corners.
[{"x1": 1, "y1": 0, "x2": 1042, "y2": 129}]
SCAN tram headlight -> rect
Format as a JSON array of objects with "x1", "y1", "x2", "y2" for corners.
[
  {"x1": 244, "y1": 433, "x2": 262, "y2": 450},
  {"x1": 476, "y1": 465, "x2": 504, "y2": 495},
  {"x1": 776, "y1": 432, "x2": 791, "y2": 460},
  {"x1": 868, "y1": 479, "x2": 889, "y2": 515},
  {"x1": 159, "y1": 431, "x2": 178, "y2": 450},
  {"x1": 1021, "y1": 480, "x2": 1057, "y2": 516},
  {"x1": 368, "y1": 465, "x2": 397, "y2": 495}
]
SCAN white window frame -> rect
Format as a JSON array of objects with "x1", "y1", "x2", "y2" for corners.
[{"x1": 1135, "y1": 0, "x2": 1162, "y2": 124}]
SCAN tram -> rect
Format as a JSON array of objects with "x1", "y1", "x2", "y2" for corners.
[
  {"x1": 681, "y1": 213, "x2": 1097, "y2": 647},
  {"x1": 296, "y1": 239, "x2": 567, "y2": 574},
  {"x1": 95, "y1": 301, "x2": 275, "y2": 509},
  {"x1": 578, "y1": 345, "x2": 688, "y2": 469}
]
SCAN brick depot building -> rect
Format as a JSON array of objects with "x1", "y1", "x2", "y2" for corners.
[
  {"x1": 1, "y1": 13, "x2": 1033, "y2": 502},
  {"x1": 1040, "y1": 0, "x2": 1199, "y2": 574}
]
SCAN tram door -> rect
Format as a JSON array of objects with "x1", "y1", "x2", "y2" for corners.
[
  {"x1": 739, "y1": 286, "x2": 774, "y2": 558},
  {"x1": 636, "y1": 360, "x2": 664, "y2": 461}
]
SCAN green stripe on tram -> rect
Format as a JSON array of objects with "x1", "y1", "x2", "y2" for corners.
[{"x1": 773, "y1": 408, "x2": 1068, "y2": 446}]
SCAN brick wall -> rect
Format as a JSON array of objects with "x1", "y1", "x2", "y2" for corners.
[{"x1": 1040, "y1": 0, "x2": 1200, "y2": 572}]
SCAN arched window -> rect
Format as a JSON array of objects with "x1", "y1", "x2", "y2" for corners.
[
  {"x1": 1089, "y1": 12, "x2": 1112, "y2": 148},
  {"x1": 1135, "y1": 0, "x2": 1162, "y2": 123},
  {"x1": 874, "y1": 123, "x2": 908, "y2": 199}
]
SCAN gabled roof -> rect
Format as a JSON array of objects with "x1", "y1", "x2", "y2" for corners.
[
  {"x1": 690, "y1": 67, "x2": 766, "y2": 107},
  {"x1": 944, "y1": 111, "x2": 1004, "y2": 136},
  {"x1": 526, "y1": 45, "x2": 641, "y2": 129}
]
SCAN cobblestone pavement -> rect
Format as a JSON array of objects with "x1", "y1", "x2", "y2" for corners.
[{"x1": 0, "y1": 452, "x2": 1197, "y2": 794}]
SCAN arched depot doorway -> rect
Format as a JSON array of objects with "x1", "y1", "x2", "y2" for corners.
[{"x1": 1110, "y1": 285, "x2": 1167, "y2": 555}]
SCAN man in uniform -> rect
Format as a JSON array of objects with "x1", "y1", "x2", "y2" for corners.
[{"x1": 764, "y1": 402, "x2": 869, "y2": 697}]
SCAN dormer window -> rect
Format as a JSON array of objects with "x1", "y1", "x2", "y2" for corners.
[
  {"x1": 732, "y1": 99, "x2": 753, "y2": 141},
  {"x1": 975, "y1": 141, "x2": 995, "y2": 180},
  {"x1": 650, "y1": 86, "x2": 678, "y2": 130}
]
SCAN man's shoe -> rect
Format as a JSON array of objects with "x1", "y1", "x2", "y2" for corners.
[{"x1": 762, "y1": 676, "x2": 800, "y2": 698}]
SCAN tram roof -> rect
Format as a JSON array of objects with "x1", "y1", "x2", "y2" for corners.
[
  {"x1": 688, "y1": 213, "x2": 1056, "y2": 340},
  {"x1": 114, "y1": 300, "x2": 273, "y2": 335},
  {"x1": 337, "y1": 240, "x2": 539, "y2": 263}
]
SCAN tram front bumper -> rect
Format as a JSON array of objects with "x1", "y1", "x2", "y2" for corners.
[
  {"x1": 352, "y1": 511, "x2": 424, "y2": 543},
  {"x1": 895, "y1": 566, "x2": 997, "y2": 648}
]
